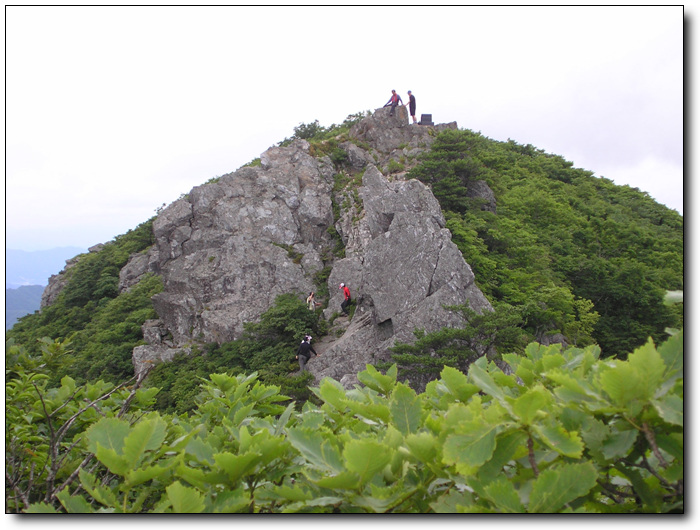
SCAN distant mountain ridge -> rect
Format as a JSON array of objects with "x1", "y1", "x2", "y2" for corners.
[
  {"x1": 6, "y1": 247, "x2": 86, "y2": 288},
  {"x1": 6, "y1": 285, "x2": 45, "y2": 330}
]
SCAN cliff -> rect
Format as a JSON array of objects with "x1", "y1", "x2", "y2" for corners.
[{"x1": 45, "y1": 106, "x2": 497, "y2": 388}]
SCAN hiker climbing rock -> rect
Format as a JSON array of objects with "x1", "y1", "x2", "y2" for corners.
[
  {"x1": 296, "y1": 335, "x2": 318, "y2": 372},
  {"x1": 306, "y1": 291, "x2": 317, "y2": 311},
  {"x1": 340, "y1": 283, "x2": 351, "y2": 315},
  {"x1": 406, "y1": 90, "x2": 417, "y2": 124},
  {"x1": 383, "y1": 89, "x2": 403, "y2": 116}
]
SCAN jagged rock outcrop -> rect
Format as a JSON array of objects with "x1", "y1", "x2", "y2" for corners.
[
  {"x1": 349, "y1": 106, "x2": 458, "y2": 168},
  {"x1": 36, "y1": 106, "x2": 497, "y2": 386},
  {"x1": 312, "y1": 165, "x2": 493, "y2": 388},
  {"x1": 40, "y1": 244, "x2": 103, "y2": 308},
  {"x1": 118, "y1": 246, "x2": 159, "y2": 293},
  {"x1": 146, "y1": 138, "x2": 336, "y2": 347}
]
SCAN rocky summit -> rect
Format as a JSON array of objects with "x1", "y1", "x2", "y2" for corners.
[{"x1": 46, "y1": 106, "x2": 497, "y2": 388}]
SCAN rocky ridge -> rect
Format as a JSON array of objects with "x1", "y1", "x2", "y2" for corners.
[{"x1": 45, "y1": 105, "x2": 498, "y2": 388}]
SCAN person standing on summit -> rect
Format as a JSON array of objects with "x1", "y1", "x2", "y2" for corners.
[
  {"x1": 383, "y1": 89, "x2": 403, "y2": 116},
  {"x1": 406, "y1": 90, "x2": 417, "y2": 124}
]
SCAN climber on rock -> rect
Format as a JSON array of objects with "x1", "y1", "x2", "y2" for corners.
[
  {"x1": 296, "y1": 335, "x2": 318, "y2": 372},
  {"x1": 340, "y1": 283, "x2": 351, "y2": 316}
]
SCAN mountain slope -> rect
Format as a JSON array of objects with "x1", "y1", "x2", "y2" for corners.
[{"x1": 6, "y1": 107, "x2": 683, "y2": 399}]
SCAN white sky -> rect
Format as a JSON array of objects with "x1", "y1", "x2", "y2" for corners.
[{"x1": 4, "y1": 4, "x2": 685, "y2": 251}]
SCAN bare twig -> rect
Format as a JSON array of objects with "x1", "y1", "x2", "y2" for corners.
[{"x1": 527, "y1": 436, "x2": 539, "y2": 477}]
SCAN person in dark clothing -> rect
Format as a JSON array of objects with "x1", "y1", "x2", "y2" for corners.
[
  {"x1": 340, "y1": 283, "x2": 351, "y2": 315},
  {"x1": 406, "y1": 90, "x2": 417, "y2": 124},
  {"x1": 383, "y1": 89, "x2": 403, "y2": 116},
  {"x1": 296, "y1": 335, "x2": 318, "y2": 372}
]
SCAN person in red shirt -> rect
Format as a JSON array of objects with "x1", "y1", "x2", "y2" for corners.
[
  {"x1": 340, "y1": 283, "x2": 351, "y2": 315},
  {"x1": 383, "y1": 89, "x2": 403, "y2": 116}
]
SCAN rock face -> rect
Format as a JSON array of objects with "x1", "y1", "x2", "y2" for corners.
[
  {"x1": 313, "y1": 165, "x2": 492, "y2": 388},
  {"x1": 148, "y1": 138, "x2": 336, "y2": 346},
  {"x1": 38, "y1": 106, "x2": 498, "y2": 386}
]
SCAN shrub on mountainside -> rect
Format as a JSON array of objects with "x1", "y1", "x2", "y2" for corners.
[
  {"x1": 6, "y1": 220, "x2": 159, "y2": 386},
  {"x1": 7, "y1": 330, "x2": 683, "y2": 513},
  {"x1": 408, "y1": 129, "x2": 682, "y2": 357}
]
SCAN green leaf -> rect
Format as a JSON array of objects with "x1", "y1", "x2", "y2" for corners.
[
  {"x1": 85, "y1": 417, "x2": 130, "y2": 454},
  {"x1": 315, "y1": 470, "x2": 361, "y2": 490},
  {"x1": 598, "y1": 362, "x2": 642, "y2": 407},
  {"x1": 56, "y1": 489, "x2": 94, "y2": 513},
  {"x1": 184, "y1": 437, "x2": 216, "y2": 465},
  {"x1": 405, "y1": 431, "x2": 439, "y2": 463},
  {"x1": 483, "y1": 477, "x2": 525, "y2": 513},
  {"x1": 286, "y1": 427, "x2": 344, "y2": 473},
  {"x1": 443, "y1": 422, "x2": 499, "y2": 470},
  {"x1": 652, "y1": 394, "x2": 683, "y2": 426},
  {"x1": 477, "y1": 430, "x2": 528, "y2": 483},
  {"x1": 627, "y1": 339, "x2": 666, "y2": 399},
  {"x1": 528, "y1": 462, "x2": 597, "y2": 513},
  {"x1": 390, "y1": 383, "x2": 422, "y2": 434},
  {"x1": 357, "y1": 364, "x2": 397, "y2": 395},
  {"x1": 126, "y1": 460, "x2": 175, "y2": 487},
  {"x1": 208, "y1": 489, "x2": 250, "y2": 513},
  {"x1": 352, "y1": 484, "x2": 411, "y2": 513},
  {"x1": 468, "y1": 362, "x2": 512, "y2": 413},
  {"x1": 268, "y1": 484, "x2": 313, "y2": 502},
  {"x1": 166, "y1": 481, "x2": 205, "y2": 513},
  {"x1": 275, "y1": 402, "x2": 296, "y2": 436},
  {"x1": 343, "y1": 439, "x2": 392, "y2": 485},
  {"x1": 614, "y1": 464, "x2": 660, "y2": 510},
  {"x1": 510, "y1": 386, "x2": 550, "y2": 425},
  {"x1": 25, "y1": 502, "x2": 60, "y2": 513},
  {"x1": 532, "y1": 422, "x2": 584, "y2": 458},
  {"x1": 79, "y1": 468, "x2": 119, "y2": 508},
  {"x1": 318, "y1": 378, "x2": 347, "y2": 411},
  {"x1": 122, "y1": 416, "x2": 167, "y2": 468},
  {"x1": 439, "y1": 365, "x2": 479, "y2": 402},
  {"x1": 601, "y1": 425, "x2": 638, "y2": 460},
  {"x1": 345, "y1": 400, "x2": 391, "y2": 424},
  {"x1": 95, "y1": 445, "x2": 130, "y2": 476},
  {"x1": 214, "y1": 451, "x2": 261, "y2": 484},
  {"x1": 658, "y1": 331, "x2": 683, "y2": 381}
]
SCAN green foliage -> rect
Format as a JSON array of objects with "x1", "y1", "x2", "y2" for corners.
[
  {"x1": 277, "y1": 111, "x2": 371, "y2": 147},
  {"x1": 9, "y1": 331, "x2": 683, "y2": 513},
  {"x1": 411, "y1": 129, "x2": 682, "y2": 357},
  {"x1": 6, "y1": 338, "x2": 161, "y2": 512},
  {"x1": 388, "y1": 302, "x2": 527, "y2": 389},
  {"x1": 144, "y1": 293, "x2": 320, "y2": 414},
  {"x1": 7, "y1": 219, "x2": 159, "y2": 378}
]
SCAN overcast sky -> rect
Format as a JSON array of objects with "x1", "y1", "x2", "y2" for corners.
[{"x1": 5, "y1": 4, "x2": 684, "y2": 251}]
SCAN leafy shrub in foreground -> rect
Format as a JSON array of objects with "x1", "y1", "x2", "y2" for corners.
[{"x1": 9, "y1": 330, "x2": 682, "y2": 513}]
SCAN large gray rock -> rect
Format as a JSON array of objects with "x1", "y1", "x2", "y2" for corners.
[
  {"x1": 126, "y1": 109, "x2": 497, "y2": 384},
  {"x1": 349, "y1": 106, "x2": 458, "y2": 168},
  {"x1": 313, "y1": 166, "x2": 493, "y2": 388},
  {"x1": 118, "y1": 246, "x2": 159, "y2": 293},
  {"x1": 147, "y1": 139, "x2": 336, "y2": 347}
]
